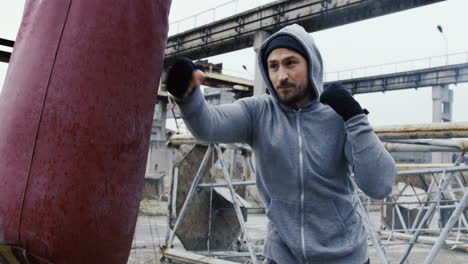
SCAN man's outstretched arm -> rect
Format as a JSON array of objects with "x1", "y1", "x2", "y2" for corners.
[
  {"x1": 166, "y1": 57, "x2": 253, "y2": 144},
  {"x1": 320, "y1": 82, "x2": 397, "y2": 199}
]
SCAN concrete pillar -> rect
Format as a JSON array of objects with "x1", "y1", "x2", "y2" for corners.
[
  {"x1": 158, "y1": 100, "x2": 168, "y2": 140},
  {"x1": 159, "y1": 69, "x2": 169, "y2": 140},
  {"x1": 432, "y1": 84, "x2": 454, "y2": 163},
  {"x1": 253, "y1": 30, "x2": 271, "y2": 96},
  {"x1": 146, "y1": 101, "x2": 168, "y2": 175},
  {"x1": 432, "y1": 84, "x2": 453, "y2": 123},
  {"x1": 146, "y1": 72, "x2": 168, "y2": 178}
]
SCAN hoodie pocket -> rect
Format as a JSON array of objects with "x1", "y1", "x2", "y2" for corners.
[
  {"x1": 267, "y1": 197, "x2": 356, "y2": 261},
  {"x1": 266, "y1": 197, "x2": 304, "y2": 259},
  {"x1": 303, "y1": 198, "x2": 356, "y2": 258}
]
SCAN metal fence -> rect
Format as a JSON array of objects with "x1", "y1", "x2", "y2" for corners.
[
  {"x1": 168, "y1": 0, "x2": 275, "y2": 36},
  {"x1": 162, "y1": 123, "x2": 468, "y2": 264},
  {"x1": 324, "y1": 51, "x2": 468, "y2": 82}
]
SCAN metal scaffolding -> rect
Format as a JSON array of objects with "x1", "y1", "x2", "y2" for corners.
[{"x1": 161, "y1": 122, "x2": 468, "y2": 263}]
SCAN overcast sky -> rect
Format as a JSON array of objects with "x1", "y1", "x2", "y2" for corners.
[{"x1": 1, "y1": 0, "x2": 467, "y2": 128}]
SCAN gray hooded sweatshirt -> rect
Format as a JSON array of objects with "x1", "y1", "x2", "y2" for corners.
[{"x1": 174, "y1": 24, "x2": 396, "y2": 264}]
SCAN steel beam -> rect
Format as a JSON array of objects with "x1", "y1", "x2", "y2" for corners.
[
  {"x1": 198, "y1": 180, "x2": 256, "y2": 188},
  {"x1": 214, "y1": 144, "x2": 257, "y2": 264},
  {"x1": 169, "y1": 122, "x2": 468, "y2": 142},
  {"x1": 173, "y1": 62, "x2": 468, "y2": 98},
  {"x1": 0, "y1": 0, "x2": 448, "y2": 65},
  {"x1": 0, "y1": 38, "x2": 14, "y2": 47},
  {"x1": 167, "y1": 134, "x2": 253, "y2": 152},
  {"x1": 162, "y1": 248, "x2": 239, "y2": 264},
  {"x1": 164, "y1": 0, "x2": 445, "y2": 63},
  {"x1": 379, "y1": 231, "x2": 468, "y2": 251},
  {"x1": 341, "y1": 63, "x2": 468, "y2": 94},
  {"x1": 0, "y1": 38, "x2": 14, "y2": 63},
  {"x1": 203, "y1": 71, "x2": 253, "y2": 90},
  {"x1": 0, "y1": 51, "x2": 11, "y2": 63}
]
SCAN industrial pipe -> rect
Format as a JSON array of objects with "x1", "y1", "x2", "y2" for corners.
[{"x1": 375, "y1": 122, "x2": 468, "y2": 140}]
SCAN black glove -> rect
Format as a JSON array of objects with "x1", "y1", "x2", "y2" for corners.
[
  {"x1": 166, "y1": 57, "x2": 205, "y2": 98},
  {"x1": 320, "y1": 82, "x2": 368, "y2": 121}
]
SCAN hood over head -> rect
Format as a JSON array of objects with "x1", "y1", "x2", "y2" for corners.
[{"x1": 258, "y1": 24, "x2": 324, "y2": 102}]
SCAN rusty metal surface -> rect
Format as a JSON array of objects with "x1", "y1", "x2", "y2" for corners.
[
  {"x1": 168, "y1": 135, "x2": 209, "y2": 146},
  {"x1": 171, "y1": 145, "x2": 243, "y2": 251},
  {"x1": 0, "y1": 0, "x2": 171, "y2": 263},
  {"x1": 396, "y1": 163, "x2": 454, "y2": 170},
  {"x1": 375, "y1": 122, "x2": 468, "y2": 139}
]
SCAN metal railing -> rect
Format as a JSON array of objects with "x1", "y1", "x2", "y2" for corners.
[
  {"x1": 199, "y1": 52, "x2": 468, "y2": 88},
  {"x1": 168, "y1": 0, "x2": 275, "y2": 36},
  {"x1": 324, "y1": 51, "x2": 468, "y2": 82}
]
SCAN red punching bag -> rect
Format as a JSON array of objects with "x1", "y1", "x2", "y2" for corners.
[{"x1": 0, "y1": 0, "x2": 171, "y2": 263}]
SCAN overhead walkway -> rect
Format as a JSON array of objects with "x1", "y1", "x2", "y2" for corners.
[
  {"x1": 164, "y1": 0, "x2": 444, "y2": 62},
  {"x1": 199, "y1": 52, "x2": 468, "y2": 96},
  {"x1": 0, "y1": 0, "x2": 445, "y2": 64},
  {"x1": 331, "y1": 52, "x2": 468, "y2": 94}
]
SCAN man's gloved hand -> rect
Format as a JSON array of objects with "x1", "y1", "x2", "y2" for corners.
[
  {"x1": 166, "y1": 57, "x2": 205, "y2": 98},
  {"x1": 320, "y1": 82, "x2": 368, "y2": 121}
]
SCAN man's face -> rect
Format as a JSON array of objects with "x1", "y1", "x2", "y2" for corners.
[{"x1": 267, "y1": 48, "x2": 311, "y2": 109}]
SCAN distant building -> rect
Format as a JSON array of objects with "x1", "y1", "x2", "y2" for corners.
[
  {"x1": 204, "y1": 87, "x2": 235, "y2": 105},
  {"x1": 142, "y1": 101, "x2": 175, "y2": 200}
]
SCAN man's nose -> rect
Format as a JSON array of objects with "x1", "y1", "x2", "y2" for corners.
[{"x1": 277, "y1": 68, "x2": 288, "y2": 82}]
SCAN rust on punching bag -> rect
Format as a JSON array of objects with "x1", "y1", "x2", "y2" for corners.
[{"x1": 0, "y1": 0, "x2": 172, "y2": 263}]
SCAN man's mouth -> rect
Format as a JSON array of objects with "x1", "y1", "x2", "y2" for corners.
[{"x1": 277, "y1": 85, "x2": 294, "y2": 90}]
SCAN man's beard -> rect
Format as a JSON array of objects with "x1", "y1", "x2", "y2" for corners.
[{"x1": 276, "y1": 81, "x2": 315, "y2": 106}]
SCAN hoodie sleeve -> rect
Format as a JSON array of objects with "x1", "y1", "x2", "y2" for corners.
[
  {"x1": 173, "y1": 87, "x2": 253, "y2": 144},
  {"x1": 344, "y1": 114, "x2": 397, "y2": 199}
]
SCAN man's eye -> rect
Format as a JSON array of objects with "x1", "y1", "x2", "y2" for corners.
[
  {"x1": 269, "y1": 64, "x2": 278, "y2": 69},
  {"x1": 287, "y1": 60, "x2": 297, "y2": 66}
]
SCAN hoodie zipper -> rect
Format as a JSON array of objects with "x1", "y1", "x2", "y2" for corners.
[{"x1": 296, "y1": 110, "x2": 307, "y2": 263}]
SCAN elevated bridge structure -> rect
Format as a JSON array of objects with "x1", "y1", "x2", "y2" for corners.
[
  {"x1": 0, "y1": 0, "x2": 445, "y2": 65},
  {"x1": 165, "y1": 52, "x2": 468, "y2": 138},
  {"x1": 333, "y1": 53, "x2": 468, "y2": 94},
  {"x1": 164, "y1": 0, "x2": 444, "y2": 63},
  {"x1": 201, "y1": 52, "x2": 468, "y2": 94},
  {"x1": 163, "y1": 0, "x2": 446, "y2": 96}
]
